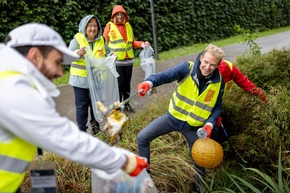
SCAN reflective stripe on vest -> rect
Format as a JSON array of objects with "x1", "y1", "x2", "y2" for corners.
[
  {"x1": 108, "y1": 22, "x2": 134, "y2": 60},
  {"x1": 168, "y1": 62, "x2": 222, "y2": 127},
  {"x1": 223, "y1": 60, "x2": 234, "y2": 91},
  {"x1": 70, "y1": 33, "x2": 106, "y2": 77},
  {"x1": 0, "y1": 71, "x2": 37, "y2": 192}
]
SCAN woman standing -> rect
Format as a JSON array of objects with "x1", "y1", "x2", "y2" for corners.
[
  {"x1": 103, "y1": 5, "x2": 149, "y2": 112},
  {"x1": 69, "y1": 15, "x2": 111, "y2": 134}
]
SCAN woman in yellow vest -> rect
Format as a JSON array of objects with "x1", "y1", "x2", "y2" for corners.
[
  {"x1": 103, "y1": 5, "x2": 150, "y2": 112},
  {"x1": 137, "y1": 44, "x2": 225, "y2": 192},
  {"x1": 69, "y1": 15, "x2": 111, "y2": 134}
]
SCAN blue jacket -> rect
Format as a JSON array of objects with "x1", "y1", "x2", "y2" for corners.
[{"x1": 146, "y1": 60, "x2": 224, "y2": 128}]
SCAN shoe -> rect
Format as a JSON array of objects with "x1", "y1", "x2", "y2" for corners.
[
  {"x1": 91, "y1": 121, "x2": 100, "y2": 135},
  {"x1": 124, "y1": 104, "x2": 135, "y2": 113},
  {"x1": 91, "y1": 126, "x2": 100, "y2": 135}
]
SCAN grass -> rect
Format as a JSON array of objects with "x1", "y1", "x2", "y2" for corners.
[
  {"x1": 21, "y1": 89, "x2": 290, "y2": 192},
  {"x1": 53, "y1": 71, "x2": 70, "y2": 86},
  {"x1": 22, "y1": 154, "x2": 92, "y2": 192},
  {"x1": 220, "y1": 146, "x2": 290, "y2": 193},
  {"x1": 53, "y1": 26, "x2": 290, "y2": 86}
]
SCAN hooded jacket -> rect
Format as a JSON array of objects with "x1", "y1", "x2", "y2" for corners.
[
  {"x1": 219, "y1": 60, "x2": 256, "y2": 92},
  {"x1": 69, "y1": 15, "x2": 111, "y2": 88},
  {"x1": 0, "y1": 45, "x2": 125, "y2": 191},
  {"x1": 103, "y1": 5, "x2": 143, "y2": 62}
]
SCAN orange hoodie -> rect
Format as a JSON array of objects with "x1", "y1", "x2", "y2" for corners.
[{"x1": 103, "y1": 5, "x2": 143, "y2": 54}]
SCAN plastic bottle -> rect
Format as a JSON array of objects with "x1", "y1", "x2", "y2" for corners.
[{"x1": 197, "y1": 128, "x2": 207, "y2": 139}]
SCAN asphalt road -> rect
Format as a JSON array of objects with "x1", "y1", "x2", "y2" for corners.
[{"x1": 54, "y1": 31, "x2": 290, "y2": 123}]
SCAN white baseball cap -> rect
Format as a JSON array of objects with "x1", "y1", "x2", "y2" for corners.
[{"x1": 6, "y1": 23, "x2": 78, "y2": 64}]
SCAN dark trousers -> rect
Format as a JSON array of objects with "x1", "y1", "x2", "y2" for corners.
[
  {"x1": 116, "y1": 65, "x2": 133, "y2": 102},
  {"x1": 16, "y1": 187, "x2": 21, "y2": 193},
  {"x1": 137, "y1": 113, "x2": 205, "y2": 191},
  {"x1": 73, "y1": 86, "x2": 96, "y2": 132}
]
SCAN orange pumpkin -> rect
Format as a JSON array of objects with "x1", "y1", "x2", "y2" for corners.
[{"x1": 191, "y1": 138, "x2": 224, "y2": 168}]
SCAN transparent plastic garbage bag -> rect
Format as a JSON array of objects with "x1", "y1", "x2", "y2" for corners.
[
  {"x1": 85, "y1": 47, "x2": 119, "y2": 124},
  {"x1": 139, "y1": 46, "x2": 155, "y2": 80},
  {"x1": 91, "y1": 147, "x2": 158, "y2": 193},
  {"x1": 139, "y1": 46, "x2": 156, "y2": 95}
]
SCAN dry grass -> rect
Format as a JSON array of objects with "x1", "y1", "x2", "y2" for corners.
[
  {"x1": 21, "y1": 91, "x2": 202, "y2": 192},
  {"x1": 21, "y1": 153, "x2": 91, "y2": 192}
]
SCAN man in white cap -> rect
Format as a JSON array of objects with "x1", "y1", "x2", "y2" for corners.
[{"x1": 0, "y1": 23, "x2": 148, "y2": 192}]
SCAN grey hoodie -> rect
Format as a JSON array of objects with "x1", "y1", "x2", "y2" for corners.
[{"x1": 69, "y1": 15, "x2": 111, "y2": 88}]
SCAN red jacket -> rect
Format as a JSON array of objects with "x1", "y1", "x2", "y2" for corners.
[{"x1": 218, "y1": 60, "x2": 256, "y2": 93}]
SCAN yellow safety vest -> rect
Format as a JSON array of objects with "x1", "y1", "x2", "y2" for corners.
[
  {"x1": 107, "y1": 22, "x2": 134, "y2": 60},
  {"x1": 168, "y1": 62, "x2": 222, "y2": 127},
  {"x1": 70, "y1": 33, "x2": 106, "y2": 77},
  {"x1": 0, "y1": 71, "x2": 37, "y2": 192},
  {"x1": 223, "y1": 60, "x2": 234, "y2": 91}
]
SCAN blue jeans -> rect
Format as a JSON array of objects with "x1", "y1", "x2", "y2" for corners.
[
  {"x1": 137, "y1": 112, "x2": 205, "y2": 191},
  {"x1": 73, "y1": 86, "x2": 95, "y2": 132}
]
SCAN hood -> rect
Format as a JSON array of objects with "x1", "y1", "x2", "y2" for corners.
[
  {"x1": 110, "y1": 5, "x2": 129, "y2": 22},
  {"x1": 78, "y1": 15, "x2": 102, "y2": 39}
]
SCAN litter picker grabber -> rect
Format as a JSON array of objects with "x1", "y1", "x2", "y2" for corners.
[
  {"x1": 118, "y1": 89, "x2": 143, "y2": 110},
  {"x1": 96, "y1": 90, "x2": 143, "y2": 145}
]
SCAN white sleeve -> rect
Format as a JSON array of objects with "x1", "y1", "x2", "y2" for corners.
[{"x1": 0, "y1": 78, "x2": 126, "y2": 174}]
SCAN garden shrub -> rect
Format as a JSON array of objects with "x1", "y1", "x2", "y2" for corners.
[{"x1": 222, "y1": 48, "x2": 290, "y2": 170}]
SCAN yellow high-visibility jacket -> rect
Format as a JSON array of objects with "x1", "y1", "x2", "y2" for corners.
[
  {"x1": 70, "y1": 33, "x2": 106, "y2": 77},
  {"x1": 0, "y1": 71, "x2": 37, "y2": 192},
  {"x1": 107, "y1": 22, "x2": 134, "y2": 60},
  {"x1": 168, "y1": 62, "x2": 222, "y2": 127}
]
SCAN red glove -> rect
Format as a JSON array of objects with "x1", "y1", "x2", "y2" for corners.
[
  {"x1": 122, "y1": 155, "x2": 148, "y2": 176},
  {"x1": 202, "y1": 124, "x2": 212, "y2": 138},
  {"x1": 216, "y1": 117, "x2": 222, "y2": 127},
  {"x1": 249, "y1": 87, "x2": 267, "y2": 105},
  {"x1": 137, "y1": 82, "x2": 151, "y2": 96}
]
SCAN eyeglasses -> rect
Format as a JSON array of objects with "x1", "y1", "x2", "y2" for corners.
[{"x1": 87, "y1": 24, "x2": 98, "y2": 28}]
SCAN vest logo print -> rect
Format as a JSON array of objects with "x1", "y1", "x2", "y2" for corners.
[
  {"x1": 98, "y1": 46, "x2": 104, "y2": 57},
  {"x1": 110, "y1": 30, "x2": 117, "y2": 40},
  {"x1": 204, "y1": 90, "x2": 215, "y2": 103}
]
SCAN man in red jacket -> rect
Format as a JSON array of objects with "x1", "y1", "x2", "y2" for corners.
[
  {"x1": 216, "y1": 59, "x2": 267, "y2": 141},
  {"x1": 219, "y1": 59, "x2": 266, "y2": 104}
]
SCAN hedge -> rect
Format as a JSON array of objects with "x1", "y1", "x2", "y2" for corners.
[{"x1": 1, "y1": 0, "x2": 290, "y2": 54}]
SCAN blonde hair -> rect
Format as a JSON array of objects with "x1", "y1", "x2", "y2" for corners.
[{"x1": 204, "y1": 44, "x2": 225, "y2": 60}]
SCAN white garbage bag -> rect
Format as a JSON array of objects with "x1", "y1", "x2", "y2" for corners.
[
  {"x1": 139, "y1": 46, "x2": 156, "y2": 95},
  {"x1": 91, "y1": 147, "x2": 158, "y2": 193}
]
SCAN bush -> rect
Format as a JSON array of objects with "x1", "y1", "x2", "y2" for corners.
[{"x1": 222, "y1": 47, "x2": 290, "y2": 170}]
